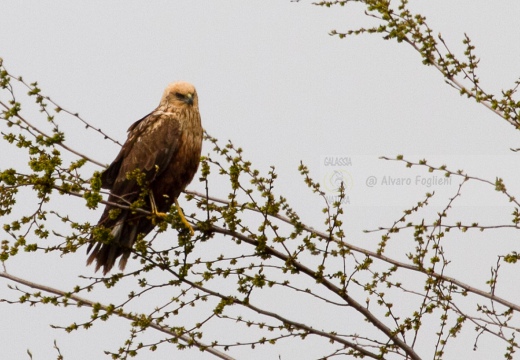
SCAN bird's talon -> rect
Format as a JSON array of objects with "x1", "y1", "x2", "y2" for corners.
[
  {"x1": 154, "y1": 211, "x2": 168, "y2": 219},
  {"x1": 175, "y1": 199, "x2": 195, "y2": 236}
]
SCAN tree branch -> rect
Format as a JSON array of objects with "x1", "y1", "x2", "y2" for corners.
[{"x1": 0, "y1": 271, "x2": 235, "y2": 360}]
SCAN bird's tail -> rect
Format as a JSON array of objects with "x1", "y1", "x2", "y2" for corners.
[{"x1": 86, "y1": 213, "x2": 138, "y2": 275}]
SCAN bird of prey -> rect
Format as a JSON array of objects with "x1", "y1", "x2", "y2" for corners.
[{"x1": 87, "y1": 82, "x2": 203, "y2": 274}]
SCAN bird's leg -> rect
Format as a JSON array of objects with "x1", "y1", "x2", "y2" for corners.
[
  {"x1": 175, "y1": 199, "x2": 195, "y2": 236},
  {"x1": 149, "y1": 192, "x2": 194, "y2": 235},
  {"x1": 149, "y1": 191, "x2": 168, "y2": 224}
]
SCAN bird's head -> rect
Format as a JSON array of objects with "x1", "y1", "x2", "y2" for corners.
[{"x1": 161, "y1": 81, "x2": 198, "y2": 109}]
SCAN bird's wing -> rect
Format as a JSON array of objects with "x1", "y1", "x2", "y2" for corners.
[
  {"x1": 100, "y1": 112, "x2": 149, "y2": 189},
  {"x1": 101, "y1": 111, "x2": 181, "y2": 197}
]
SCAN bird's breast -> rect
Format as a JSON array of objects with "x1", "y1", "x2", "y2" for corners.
[{"x1": 151, "y1": 109, "x2": 202, "y2": 203}]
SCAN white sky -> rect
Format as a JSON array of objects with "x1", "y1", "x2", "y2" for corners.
[{"x1": 1, "y1": 1, "x2": 520, "y2": 359}]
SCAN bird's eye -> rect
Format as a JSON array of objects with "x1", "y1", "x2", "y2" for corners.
[{"x1": 175, "y1": 92, "x2": 185, "y2": 100}]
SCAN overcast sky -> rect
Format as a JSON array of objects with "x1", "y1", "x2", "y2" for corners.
[{"x1": 1, "y1": 1, "x2": 520, "y2": 359}]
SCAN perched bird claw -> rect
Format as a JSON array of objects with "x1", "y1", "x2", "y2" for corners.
[
  {"x1": 149, "y1": 193, "x2": 192, "y2": 234},
  {"x1": 175, "y1": 199, "x2": 195, "y2": 236},
  {"x1": 149, "y1": 192, "x2": 168, "y2": 224}
]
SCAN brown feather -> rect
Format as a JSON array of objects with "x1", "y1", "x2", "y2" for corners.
[{"x1": 87, "y1": 82, "x2": 203, "y2": 274}]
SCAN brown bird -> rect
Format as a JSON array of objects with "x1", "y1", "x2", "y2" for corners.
[{"x1": 87, "y1": 82, "x2": 203, "y2": 274}]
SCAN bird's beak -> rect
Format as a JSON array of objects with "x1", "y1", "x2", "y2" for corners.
[{"x1": 184, "y1": 93, "x2": 194, "y2": 106}]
